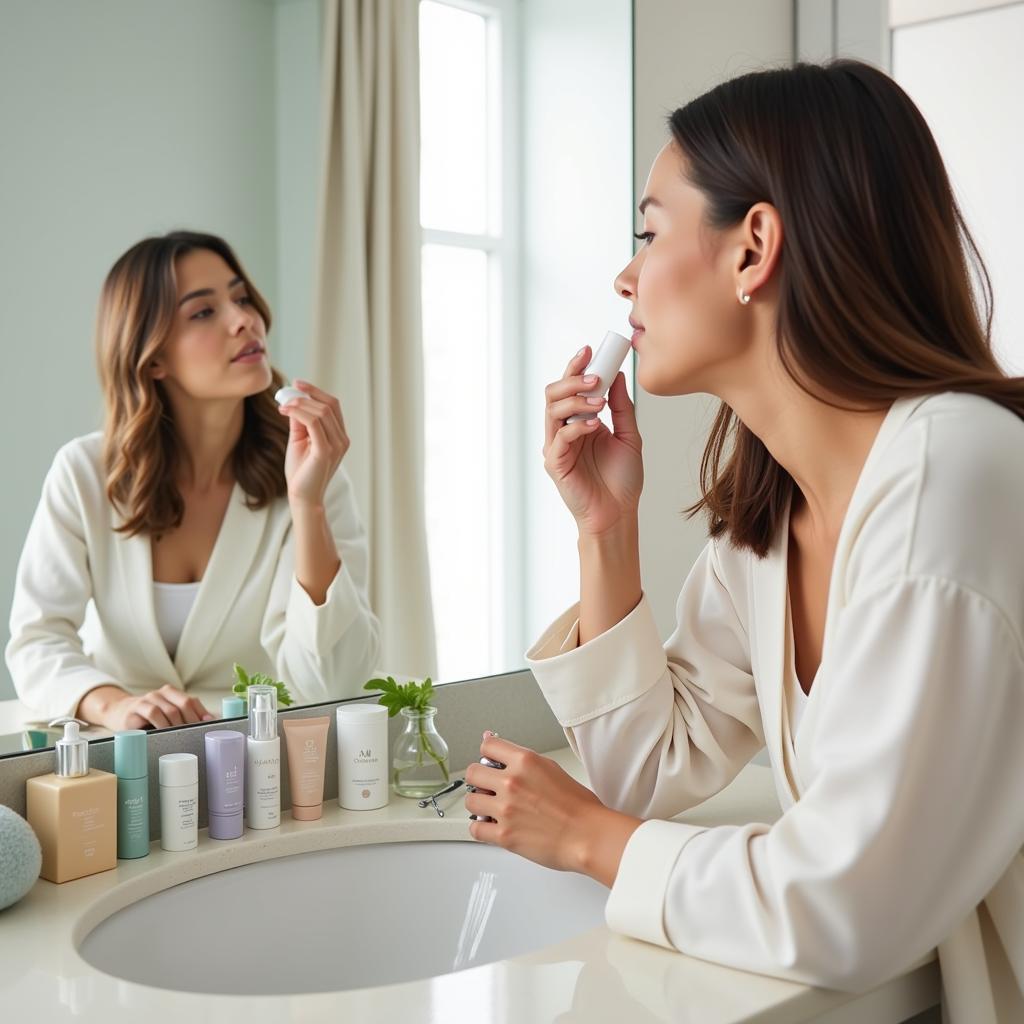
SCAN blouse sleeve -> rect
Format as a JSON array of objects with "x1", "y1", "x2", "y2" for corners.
[
  {"x1": 260, "y1": 465, "x2": 381, "y2": 702},
  {"x1": 525, "y1": 540, "x2": 765, "y2": 819},
  {"x1": 606, "y1": 575, "x2": 1024, "y2": 992},
  {"x1": 5, "y1": 447, "x2": 118, "y2": 720}
]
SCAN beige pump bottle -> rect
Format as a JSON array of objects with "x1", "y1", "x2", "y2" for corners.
[{"x1": 26, "y1": 722, "x2": 117, "y2": 883}]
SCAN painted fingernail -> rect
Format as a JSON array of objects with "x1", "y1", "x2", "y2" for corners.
[
  {"x1": 582, "y1": 374, "x2": 598, "y2": 384},
  {"x1": 586, "y1": 396, "x2": 604, "y2": 405},
  {"x1": 586, "y1": 418, "x2": 599, "y2": 425}
]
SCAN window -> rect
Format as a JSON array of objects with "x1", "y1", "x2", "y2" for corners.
[{"x1": 419, "y1": 0, "x2": 521, "y2": 682}]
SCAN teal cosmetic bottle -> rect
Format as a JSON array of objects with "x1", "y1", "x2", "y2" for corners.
[{"x1": 114, "y1": 730, "x2": 150, "y2": 859}]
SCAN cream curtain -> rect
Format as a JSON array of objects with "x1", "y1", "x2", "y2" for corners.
[{"x1": 310, "y1": 0, "x2": 436, "y2": 678}]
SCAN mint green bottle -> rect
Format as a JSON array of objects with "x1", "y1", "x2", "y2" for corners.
[{"x1": 114, "y1": 730, "x2": 150, "y2": 859}]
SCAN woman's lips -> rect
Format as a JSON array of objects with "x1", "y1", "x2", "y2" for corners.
[
  {"x1": 631, "y1": 328, "x2": 644, "y2": 347},
  {"x1": 231, "y1": 350, "x2": 265, "y2": 364}
]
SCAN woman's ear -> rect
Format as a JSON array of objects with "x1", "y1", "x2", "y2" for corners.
[
  {"x1": 734, "y1": 202, "x2": 784, "y2": 298},
  {"x1": 150, "y1": 360, "x2": 166, "y2": 381}
]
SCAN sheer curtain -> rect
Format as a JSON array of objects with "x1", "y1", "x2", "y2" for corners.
[{"x1": 310, "y1": 0, "x2": 436, "y2": 677}]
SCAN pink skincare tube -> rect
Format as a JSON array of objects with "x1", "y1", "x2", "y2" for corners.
[
  {"x1": 282, "y1": 716, "x2": 331, "y2": 821},
  {"x1": 566, "y1": 331, "x2": 632, "y2": 423}
]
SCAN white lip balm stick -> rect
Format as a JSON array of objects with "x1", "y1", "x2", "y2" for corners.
[
  {"x1": 566, "y1": 331, "x2": 632, "y2": 423},
  {"x1": 274, "y1": 385, "x2": 306, "y2": 405}
]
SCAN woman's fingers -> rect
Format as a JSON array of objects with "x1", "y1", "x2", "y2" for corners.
[
  {"x1": 547, "y1": 394, "x2": 606, "y2": 424},
  {"x1": 606, "y1": 372, "x2": 640, "y2": 444},
  {"x1": 544, "y1": 419, "x2": 603, "y2": 476},
  {"x1": 137, "y1": 700, "x2": 173, "y2": 730},
  {"x1": 158, "y1": 685, "x2": 203, "y2": 723},
  {"x1": 293, "y1": 379, "x2": 347, "y2": 440},
  {"x1": 280, "y1": 399, "x2": 334, "y2": 456}
]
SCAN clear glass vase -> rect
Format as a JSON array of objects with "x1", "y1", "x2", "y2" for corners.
[{"x1": 392, "y1": 707, "x2": 450, "y2": 798}]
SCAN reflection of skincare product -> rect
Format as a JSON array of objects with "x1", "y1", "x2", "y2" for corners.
[
  {"x1": 205, "y1": 731, "x2": 245, "y2": 840},
  {"x1": 246, "y1": 686, "x2": 280, "y2": 829},
  {"x1": 25, "y1": 722, "x2": 117, "y2": 883},
  {"x1": 274, "y1": 385, "x2": 305, "y2": 405},
  {"x1": 158, "y1": 753, "x2": 198, "y2": 852},
  {"x1": 114, "y1": 730, "x2": 150, "y2": 859},
  {"x1": 336, "y1": 705, "x2": 388, "y2": 810},
  {"x1": 221, "y1": 696, "x2": 246, "y2": 719},
  {"x1": 282, "y1": 716, "x2": 331, "y2": 820},
  {"x1": 566, "y1": 331, "x2": 632, "y2": 422}
]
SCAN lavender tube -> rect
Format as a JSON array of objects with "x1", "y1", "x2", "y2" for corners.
[{"x1": 204, "y1": 731, "x2": 245, "y2": 840}]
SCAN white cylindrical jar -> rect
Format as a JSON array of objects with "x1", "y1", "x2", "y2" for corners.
[
  {"x1": 336, "y1": 705, "x2": 389, "y2": 810},
  {"x1": 158, "y1": 753, "x2": 198, "y2": 852}
]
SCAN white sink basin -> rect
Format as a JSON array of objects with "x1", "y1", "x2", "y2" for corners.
[{"x1": 78, "y1": 841, "x2": 608, "y2": 994}]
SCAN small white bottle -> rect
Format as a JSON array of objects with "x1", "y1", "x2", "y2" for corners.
[
  {"x1": 246, "y1": 685, "x2": 281, "y2": 829},
  {"x1": 336, "y1": 705, "x2": 389, "y2": 810},
  {"x1": 158, "y1": 753, "x2": 198, "y2": 852}
]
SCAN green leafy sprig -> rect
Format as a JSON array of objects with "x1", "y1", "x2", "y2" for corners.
[
  {"x1": 363, "y1": 676, "x2": 448, "y2": 785},
  {"x1": 362, "y1": 675, "x2": 434, "y2": 716},
  {"x1": 232, "y1": 663, "x2": 294, "y2": 708}
]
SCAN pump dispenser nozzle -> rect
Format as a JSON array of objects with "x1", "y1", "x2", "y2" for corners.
[
  {"x1": 247, "y1": 685, "x2": 278, "y2": 741},
  {"x1": 56, "y1": 721, "x2": 89, "y2": 778}
]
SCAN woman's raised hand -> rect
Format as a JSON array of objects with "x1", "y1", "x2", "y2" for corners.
[
  {"x1": 278, "y1": 379, "x2": 350, "y2": 508},
  {"x1": 543, "y1": 346, "x2": 643, "y2": 537}
]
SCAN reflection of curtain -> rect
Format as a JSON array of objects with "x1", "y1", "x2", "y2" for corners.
[{"x1": 311, "y1": 0, "x2": 436, "y2": 677}]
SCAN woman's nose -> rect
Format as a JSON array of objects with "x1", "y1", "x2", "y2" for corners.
[
  {"x1": 610, "y1": 250, "x2": 634, "y2": 299},
  {"x1": 614, "y1": 259, "x2": 636, "y2": 300},
  {"x1": 230, "y1": 305, "x2": 256, "y2": 333}
]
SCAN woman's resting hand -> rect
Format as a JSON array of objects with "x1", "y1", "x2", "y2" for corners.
[{"x1": 78, "y1": 683, "x2": 215, "y2": 730}]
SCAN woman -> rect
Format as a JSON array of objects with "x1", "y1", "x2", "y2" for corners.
[
  {"x1": 465, "y1": 60, "x2": 1024, "y2": 1020},
  {"x1": 6, "y1": 231, "x2": 380, "y2": 729}
]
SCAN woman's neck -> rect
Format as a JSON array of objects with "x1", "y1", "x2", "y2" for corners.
[
  {"x1": 162, "y1": 389, "x2": 245, "y2": 492},
  {"x1": 724, "y1": 376, "x2": 890, "y2": 542}
]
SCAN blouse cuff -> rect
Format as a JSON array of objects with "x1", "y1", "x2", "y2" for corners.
[
  {"x1": 524, "y1": 593, "x2": 668, "y2": 726},
  {"x1": 285, "y1": 563, "x2": 362, "y2": 657},
  {"x1": 605, "y1": 818, "x2": 706, "y2": 948}
]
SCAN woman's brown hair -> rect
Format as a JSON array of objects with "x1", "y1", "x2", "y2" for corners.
[
  {"x1": 96, "y1": 230, "x2": 289, "y2": 537},
  {"x1": 673, "y1": 59, "x2": 1023, "y2": 557}
]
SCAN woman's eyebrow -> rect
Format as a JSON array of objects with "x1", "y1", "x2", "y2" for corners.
[
  {"x1": 638, "y1": 196, "x2": 662, "y2": 215},
  {"x1": 177, "y1": 275, "x2": 244, "y2": 307}
]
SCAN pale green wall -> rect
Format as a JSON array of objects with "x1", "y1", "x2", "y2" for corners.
[{"x1": 0, "y1": 0, "x2": 323, "y2": 700}]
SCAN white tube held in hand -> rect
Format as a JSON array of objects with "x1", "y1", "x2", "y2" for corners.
[{"x1": 566, "y1": 331, "x2": 632, "y2": 423}]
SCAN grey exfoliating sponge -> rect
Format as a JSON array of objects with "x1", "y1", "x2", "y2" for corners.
[{"x1": 0, "y1": 805, "x2": 42, "y2": 909}]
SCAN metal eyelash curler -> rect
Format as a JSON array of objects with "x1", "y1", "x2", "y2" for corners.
[{"x1": 418, "y1": 777, "x2": 465, "y2": 817}]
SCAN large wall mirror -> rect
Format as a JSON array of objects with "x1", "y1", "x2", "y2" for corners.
[{"x1": 0, "y1": 0, "x2": 634, "y2": 755}]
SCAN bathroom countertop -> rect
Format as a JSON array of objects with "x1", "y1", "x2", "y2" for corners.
[{"x1": 0, "y1": 747, "x2": 940, "y2": 1023}]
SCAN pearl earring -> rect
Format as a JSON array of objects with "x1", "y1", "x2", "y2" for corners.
[{"x1": 738, "y1": 288, "x2": 751, "y2": 305}]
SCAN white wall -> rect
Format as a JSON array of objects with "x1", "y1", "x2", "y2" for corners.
[
  {"x1": 0, "y1": 0, "x2": 324, "y2": 700},
  {"x1": 892, "y1": 1, "x2": 1024, "y2": 373},
  {"x1": 632, "y1": 0, "x2": 793, "y2": 638}
]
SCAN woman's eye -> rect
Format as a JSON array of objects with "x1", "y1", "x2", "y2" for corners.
[
  {"x1": 237, "y1": 295, "x2": 252, "y2": 305},
  {"x1": 633, "y1": 231, "x2": 654, "y2": 246},
  {"x1": 190, "y1": 308, "x2": 213, "y2": 321}
]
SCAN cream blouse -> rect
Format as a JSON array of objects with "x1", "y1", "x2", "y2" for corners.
[{"x1": 527, "y1": 391, "x2": 1024, "y2": 1022}]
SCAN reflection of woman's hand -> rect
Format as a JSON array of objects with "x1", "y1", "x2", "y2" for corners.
[
  {"x1": 543, "y1": 348, "x2": 643, "y2": 538},
  {"x1": 83, "y1": 684, "x2": 214, "y2": 731},
  {"x1": 466, "y1": 733, "x2": 643, "y2": 886},
  {"x1": 279, "y1": 379, "x2": 350, "y2": 508}
]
